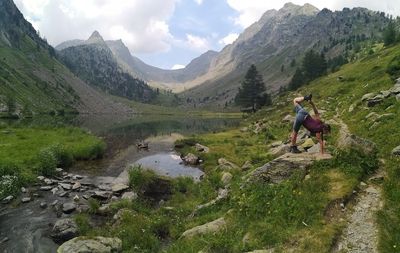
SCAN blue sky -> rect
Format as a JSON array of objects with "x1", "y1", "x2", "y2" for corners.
[{"x1": 14, "y1": 0, "x2": 400, "y2": 70}]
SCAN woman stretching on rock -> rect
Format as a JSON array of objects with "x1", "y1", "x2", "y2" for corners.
[{"x1": 290, "y1": 94, "x2": 331, "y2": 154}]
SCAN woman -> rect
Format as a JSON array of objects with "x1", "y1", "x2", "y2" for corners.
[{"x1": 290, "y1": 94, "x2": 331, "y2": 154}]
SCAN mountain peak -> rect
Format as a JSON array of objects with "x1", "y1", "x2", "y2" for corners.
[
  {"x1": 280, "y1": 2, "x2": 319, "y2": 16},
  {"x1": 87, "y1": 30, "x2": 105, "y2": 44}
]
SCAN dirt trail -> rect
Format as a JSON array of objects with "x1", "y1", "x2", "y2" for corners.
[{"x1": 331, "y1": 117, "x2": 383, "y2": 253}]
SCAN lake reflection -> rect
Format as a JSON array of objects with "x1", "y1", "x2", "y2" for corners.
[{"x1": 134, "y1": 152, "x2": 204, "y2": 181}]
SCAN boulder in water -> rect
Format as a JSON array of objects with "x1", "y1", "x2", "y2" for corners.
[{"x1": 51, "y1": 218, "x2": 78, "y2": 243}]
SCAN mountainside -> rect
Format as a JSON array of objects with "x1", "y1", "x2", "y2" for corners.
[
  {"x1": 58, "y1": 32, "x2": 155, "y2": 102},
  {"x1": 0, "y1": 0, "x2": 132, "y2": 116},
  {"x1": 58, "y1": 35, "x2": 218, "y2": 91},
  {"x1": 183, "y1": 3, "x2": 389, "y2": 108}
]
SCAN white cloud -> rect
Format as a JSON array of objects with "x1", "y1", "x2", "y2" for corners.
[
  {"x1": 226, "y1": 0, "x2": 400, "y2": 28},
  {"x1": 185, "y1": 34, "x2": 210, "y2": 51},
  {"x1": 219, "y1": 33, "x2": 239, "y2": 46},
  {"x1": 14, "y1": 0, "x2": 178, "y2": 54},
  {"x1": 171, "y1": 64, "x2": 185, "y2": 70},
  {"x1": 194, "y1": 0, "x2": 203, "y2": 5}
]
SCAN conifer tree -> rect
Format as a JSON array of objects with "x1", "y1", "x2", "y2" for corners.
[{"x1": 235, "y1": 64, "x2": 270, "y2": 112}]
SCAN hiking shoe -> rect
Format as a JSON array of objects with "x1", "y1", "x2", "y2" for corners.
[
  {"x1": 304, "y1": 94, "x2": 312, "y2": 102},
  {"x1": 289, "y1": 146, "x2": 301, "y2": 154}
]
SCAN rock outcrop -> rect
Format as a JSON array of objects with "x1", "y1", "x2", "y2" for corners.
[
  {"x1": 57, "y1": 236, "x2": 122, "y2": 253},
  {"x1": 51, "y1": 219, "x2": 78, "y2": 243},
  {"x1": 247, "y1": 153, "x2": 332, "y2": 184},
  {"x1": 181, "y1": 217, "x2": 227, "y2": 239}
]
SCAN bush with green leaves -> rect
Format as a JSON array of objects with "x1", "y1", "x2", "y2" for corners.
[
  {"x1": 36, "y1": 143, "x2": 73, "y2": 176},
  {"x1": 129, "y1": 165, "x2": 158, "y2": 193}
]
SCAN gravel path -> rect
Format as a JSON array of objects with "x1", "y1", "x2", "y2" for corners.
[{"x1": 333, "y1": 183, "x2": 382, "y2": 253}]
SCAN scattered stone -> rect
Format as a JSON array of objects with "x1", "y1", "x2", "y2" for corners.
[
  {"x1": 44, "y1": 178, "x2": 54, "y2": 185},
  {"x1": 98, "y1": 184, "x2": 111, "y2": 191},
  {"x1": 73, "y1": 195, "x2": 80, "y2": 202},
  {"x1": 40, "y1": 202, "x2": 48, "y2": 209},
  {"x1": 72, "y1": 175, "x2": 84, "y2": 180},
  {"x1": 361, "y1": 93, "x2": 376, "y2": 101},
  {"x1": 246, "y1": 250, "x2": 275, "y2": 253},
  {"x1": 51, "y1": 187, "x2": 59, "y2": 195},
  {"x1": 195, "y1": 143, "x2": 210, "y2": 153},
  {"x1": 360, "y1": 182, "x2": 367, "y2": 187},
  {"x1": 195, "y1": 188, "x2": 229, "y2": 212},
  {"x1": 37, "y1": 176, "x2": 45, "y2": 181},
  {"x1": 393, "y1": 146, "x2": 400, "y2": 156},
  {"x1": 111, "y1": 196, "x2": 119, "y2": 202},
  {"x1": 55, "y1": 168, "x2": 64, "y2": 173},
  {"x1": 40, "y1": 186, "x2": 53, "y2": 191},
  {"x1": 57, "y1": 236, "x2": 122, "y2": 253},
  {"x1": 270, "y1": 141, "x2": 283, "y2": 148},
  {"x1": 3, "y1": 195, "x2": 14, "y2": 204},
  {"x1": 181, "y1": 217, "x2": 226, "y2": 238},
  {"x1": 98, "y1": 204, "x2": 111, "y2": 215},
  {"x1": 182, "y1": 153, "x2": 199, "y2": 165},
  {"x1": 268, "y1": 144, "x2": 290, "y2": 156},
  {"x1": 380, "y1": 90, "x2": 391, "y2": 98},
  {"x1": 304, "y1": 174, "x2": 311, "y2": 181},
  {"x1": 59, "y1": 191, "x2": 69, "y2": 198},
  {"x1": 82, "y1": 195, "x2": 90, "y2": 200},
  {"x1": 217, "y1": 158, "x2": 239, "y2": 171},
  {"x1": 21, "y1": 187, "x2": 27, "y2": 193},
  {"x1": 21, "y1": 197, "x2": 31, "y2": 203},
  {"x1": 221, "y1": 172, "x2": 233, "y2": 185},
  {"x1": 51, "y1": 200, "x2": 59, "y2": 206},
  {"x1": 72, "y1": 182, "x2": 81, "y2": 191},
  {"x1": 0, "y1": 237, "x2": 9, "y2": 244},
  {"x1": 241, "y1": 161, "x2": 252, "y2": 171},
  {"x1": 59, "y1": 183, "x2": 72, "y2": 190},
  {"x1": 93, "y1": 191, "x2": 111, "y2": 200},
  {"x1": 111, "y1": 183, "x2": 129, "y2": 193},
  {"x1": 33, "y1": 193, "x2": 39, "y2": 198},
  {"x1": 51, "y1": 218, "x2": 78, "y2": 243},
  {"x1": 121, "y1": 191, "x2": 138, "y2": 201},
  {"x1": 62, "y1": 202, "x2": 76, "y2": 214}
]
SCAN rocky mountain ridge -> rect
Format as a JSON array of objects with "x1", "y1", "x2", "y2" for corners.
[
  {"x1": 0, "y1": 0, "x2": 132, "y2": 115},
  {"x1": 58, "y1": 31, "x2": 155, "y2": 102},
  {"x1": 57, "y1": 33, "x2": 218, "y2": 91},
  {"x1": 182, "y1": 3, "x2": 389, "y2": 108}
]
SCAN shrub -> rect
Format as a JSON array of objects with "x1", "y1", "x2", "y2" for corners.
[
  {"x1": 129, "y1": 165, "x2": 157, "y2": 193},
  {"x1": 36, "y1": 147, "x2": 58, "y2": 176},
  {"x1": 386, "y1": 55, "x2": 400, "y2": 81},
  {"x1": 0, "y1": 175, "x2": 19, "y2": 199}
]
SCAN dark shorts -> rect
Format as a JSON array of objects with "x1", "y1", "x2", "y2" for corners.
[{"x1": 293, "y1": 104, "x2": 309, "y2": 132}]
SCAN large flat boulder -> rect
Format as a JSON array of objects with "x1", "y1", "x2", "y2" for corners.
[
  {"x1": 57, "y1": 236, "x2": 122, "y2": 253},
  {"x1": 247, "y1": 153, "x2": 332, "y2": 184}
]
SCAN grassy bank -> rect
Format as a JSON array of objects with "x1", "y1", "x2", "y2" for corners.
[
  {"x1": 71, "y1": 43, "x2": 400, "y2": 252},
  {"x1": 0, "y1": 126, "x2": 105, "y2": 199}
]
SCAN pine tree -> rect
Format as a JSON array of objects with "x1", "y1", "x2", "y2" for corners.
[
  {"x1": 384, "y1": 21, "x2": 397, "y2": 46},
  {"x1": 234, "y1": 64, "x2": 270, "y2": 112}
]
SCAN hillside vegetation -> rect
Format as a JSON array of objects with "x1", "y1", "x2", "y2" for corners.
[{"x1": 71, "y1": 42, "x2": 400, "y2": 252}]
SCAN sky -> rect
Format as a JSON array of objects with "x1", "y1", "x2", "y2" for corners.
[{"x1": 14, "y1": 0, "x2": 400, "y2": 70}]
